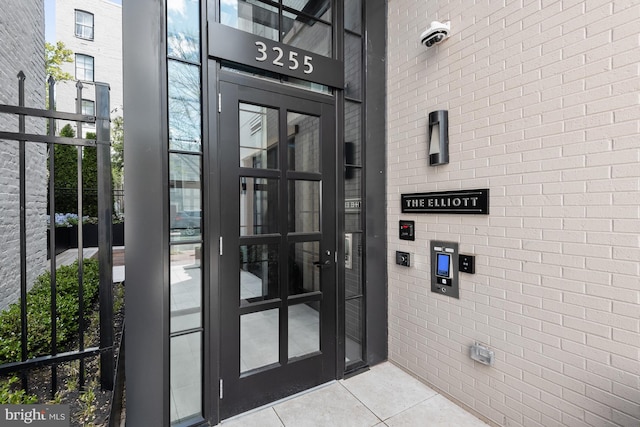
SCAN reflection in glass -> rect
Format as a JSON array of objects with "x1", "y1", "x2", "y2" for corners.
[
  {"x1": 241, "y1": 309, "x2": 279, "y2": 373},
  {"x1": 170, "y1": 245, "x2": 202, "y2": 333},
  {"x1": 170, "y1": 154, "x2": 202, "y2": 241},
  {"x1": 168, "y1": 60, "x2": 201, "y2": 152},
  {"x1": 240, "y1": 103, "x2": 278, "y2": 169},
  {"x1": 345, "y1": 232, "x2": 362, "y2": 298},
  {"x1": 283, "y1": 0, "x2": 331, "y2": 22},
  {"x1": 344, "y1": 168, "x2": 362, "y2": 232},
  {"x1": 220, "y1": 0, "x2": 279, "y2": 41},
  {"x1": 344, "y1": 33, "x2": 362, "y2": 99},
  {"x1": 167, "y1": 0, "x2": 200, "y2": 62},
  {"x1": 240, "y1": 177, "x2": 279, "y2": 235},
  {"x1": 282, "y1": 12, "x2": 332, "y2": 57},
  {"x1": 344, "y1": 101, "x2": 362, "y2": 165},
  {"x1": 287, "y1": 112, "x2": 319, "y2": 172},
  {"x1": 344, "y1": 0, "x2": 362, "y2": 33},
  {"x1": 289, "y1": 180, "x2": 320, "y2": 233},
  {"x1": 345, "y1": 298, "x2": 363, "y2": 366},
  {"x1": 289, "y1": 241, "x2": 320, "y2": 295},
  {"x1": 170, "y1": 332, "x2": 202, "y2": 423},
  {"x1": 288, "y1": 302, "x2": 320, "y2": 359},
  {"x1": 240, "y1": 244, "x2": 279, "y2": 304}
]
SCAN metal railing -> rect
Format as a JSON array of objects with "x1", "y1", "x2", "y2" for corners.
[{"x1": 0, "y1": 72, "x2": 114, "y2": 394}]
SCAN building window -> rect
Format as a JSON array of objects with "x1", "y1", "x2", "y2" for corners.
[
  {"x1": 75, "y1": 54, "x2": 94, "y2": 81},
  {"x1": 81, "y1": 99, "x2": 95, "y2": 116},
  {"x1": 75, "y1": 10, "x2": 94, "y2": 40}
]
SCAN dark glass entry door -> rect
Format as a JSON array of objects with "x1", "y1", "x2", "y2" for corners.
[{"x1": 219, "y1": 81, "x2": 336, "y2": 419}]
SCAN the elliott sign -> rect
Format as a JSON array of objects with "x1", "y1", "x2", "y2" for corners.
[{"x1": 401, "y1": 189, "x2": 489, "y2": 214}]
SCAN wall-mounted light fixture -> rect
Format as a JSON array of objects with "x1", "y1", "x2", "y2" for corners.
[{"x1": 428, "y1": 110, "x2": 449, "y2": 166}]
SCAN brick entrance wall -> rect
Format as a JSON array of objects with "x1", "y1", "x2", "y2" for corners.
[{"x1": 387, "y1": 1, "x2": 639, "y2": 426}]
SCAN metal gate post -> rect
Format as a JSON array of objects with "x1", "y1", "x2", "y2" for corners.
[{"x1": 96, "y1": 82, "x2": 114, "y2": 390}]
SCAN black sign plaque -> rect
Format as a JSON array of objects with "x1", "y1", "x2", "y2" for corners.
[
  {"x1": 208, "y1": 24, "x2": 344, "y2": 88},
  {"x1": 401, "y1": 189, "x2": 489, "y2": 214}
]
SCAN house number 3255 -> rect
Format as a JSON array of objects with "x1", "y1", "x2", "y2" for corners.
[{"x1": 255, "y1": 41, "x2": 314, "y2": 74}]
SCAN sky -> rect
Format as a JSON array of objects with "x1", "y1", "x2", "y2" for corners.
[{"x1": 44, "y1": 0, "x2": 123, "y2": 43}]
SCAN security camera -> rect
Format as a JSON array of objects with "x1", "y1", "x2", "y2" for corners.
[{"x1": 420, "y1": 21, "x2": 451, "y2": 47}]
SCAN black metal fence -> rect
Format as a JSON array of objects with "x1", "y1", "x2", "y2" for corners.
[{"x1": 0, "y1": 72, "x2": 114, "y2": 394}]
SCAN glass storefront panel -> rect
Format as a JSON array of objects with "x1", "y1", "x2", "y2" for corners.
[
  {"x1": 169, "y1": 153, "x2": 202, "y2": 241},
  {"x1": 239, "y1": 103, "x2": 279, "y2": 169},
  {"x1": 170, "y1": 244, "x2": 202, "y2": 333},
  {"x1": 168, "y1": 60, "x2": 202, "y2": 152},
  {"x1": 344, "y1": 0, "x2": 362, "y2": 34},
  {"x1": 344, "y1": 168, "x2": 362, "y2": 232},
  {"x1": 240, "y1": 177, "x2": 279, "y2": 236},
  {"x1": 283, "y1": 0, "x2": 331, "y2": 22},
  {"x1": 287, "y1": 112, "x2": 319, "y2": 172},
  {"x1": 241, "y1": 309, "x2": 279, "y2": 373},
  {"x1": 289, "y1": 241, "x2": 320, "y2": 295},
  {"x1": 288, "y1": 302, "x2": 320, "y2": 359},
  {"x1": 344, "y1": 101, "x2": 362, "y2": 166},
  {"x1": 344, "y1": 33, "x2": 362, "y2": 100},
  {"x1": 170, "y1": 332, "x2": 202, "y2": 424},
  {"x1": 240, "y1": 244, "x2": 279, "y2": 305},
  {"x1": 344, "y1": 232, "x2": 362, "y2": 298},
  {"x1": 282, "y1": 11, "x2": 332, "y2": 57},
  {"x1": 167, "y1": 0, "x2": 200, "y2": 61},
  {"x1": 345, "y1": 298, "x2": 363, "y2": 366},
  {"x1": 288, "y1": 180, "x2": 320, "y2": 233},
  {"x1": 220, "y1": 0, "x2": 279, "y2": 41}
]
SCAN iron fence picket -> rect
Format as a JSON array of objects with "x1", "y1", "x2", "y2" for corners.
[{"x1": 0, "y1": 71, "x2": 115, "y2": 395}]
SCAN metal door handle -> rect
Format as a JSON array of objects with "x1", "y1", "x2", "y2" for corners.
[{"x1": 313, "y1": 260, "x2": 331, "y2": 268}]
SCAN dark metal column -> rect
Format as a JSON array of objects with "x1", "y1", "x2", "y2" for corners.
[
  {"x1": 123, "y1": 0, "x2": 170, "y2": 425},
  {"x1": 364, "y1": 0, "x2": 388, "y2": 366},
  {"x1": 96, "y1": 82, "x2": 114, "y2": 390}
]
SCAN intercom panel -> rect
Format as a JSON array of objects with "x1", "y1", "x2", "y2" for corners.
[{"x1": 430, "y1": 240, "x2": 459, "y2": 298}]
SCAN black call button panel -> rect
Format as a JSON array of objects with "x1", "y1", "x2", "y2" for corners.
[{"x1": 399, "y1": 220, "x2": 415, "y2": 241}]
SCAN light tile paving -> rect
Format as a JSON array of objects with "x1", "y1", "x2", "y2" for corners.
[{"x1": 218, "y1": 362, "x2": 489, "y2": 427}]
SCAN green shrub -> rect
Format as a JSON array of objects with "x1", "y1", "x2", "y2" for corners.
[
  {"x1": 0, "y1": 377, "x2": 38, "y2": 404},
  {"x1": 0, "y1": 259, "x2": 100, "y2": 365}
]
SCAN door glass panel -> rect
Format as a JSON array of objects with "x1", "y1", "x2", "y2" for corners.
[
  {"x1": 170, "y1": 244, "x2": 202, "y2": 333},
  {"x1": 288, "y1": 112, "x2": 319, "y2": 172},
  {"x1": 289, "y1": 241, "x2": 320, "y2": 295},
  {"x1": 240, "y1": 103, "x2": 279, "y2": 169},
  {"x1": 282, "y1": 12, "x2": 332, "y2": 57},
  {"x1": 170, "y1": 332, "x2": 202, "y2": 424},
  {"x1": 283, "y1": 0, "x2": 331, "y2": 22},
  {"x1": 240, "y1": 177, "x2": 279, "y2": 235},
  {"x1": 220, "y1": 0, "x2": 279, "y2": 41},
  {"x1": 240, "y1": 244, "x2": 279, "y2": 305},
  {"x1": 241, "y1": 309, "x2": 279, "y2": 373},
  {"x1": 170, "y1": 153, "x2": 202, "y2": 241},
  {"x1": 288, "y1": 302, "x2": 320, "y2": 359},
  {"x1": 289, "y1": 180, "x2": 320, "y2": 233}
]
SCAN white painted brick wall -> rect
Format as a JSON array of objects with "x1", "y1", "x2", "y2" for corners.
[
  {"x1": 0, "y1": 0, "x2": 48, "y2": 310},
  {"x1": 387, "y1": 1, "x2": 639, "y2": 426},
  {"x1": 54, "y1": 0, "x2": 123, "y2": 130}
]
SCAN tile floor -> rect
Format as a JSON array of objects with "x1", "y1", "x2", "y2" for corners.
[{"x1": 219, "y1": 362, "x2": 489, "y2": 427}]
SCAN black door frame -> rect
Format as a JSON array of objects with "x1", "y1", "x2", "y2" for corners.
[{"x1": 214, "y1": 73, "x2": 338, "y2": 420}]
